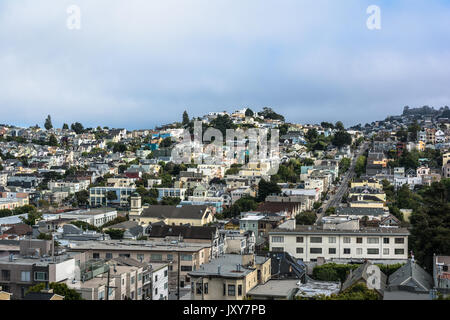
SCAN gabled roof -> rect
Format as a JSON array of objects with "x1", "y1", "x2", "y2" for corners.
[
  {"x1": 388, "y1": 260, "x2": 433, "y2": 293},
  {"x1": 342, "y1": 261, "x2": 387, "y2": 296}
]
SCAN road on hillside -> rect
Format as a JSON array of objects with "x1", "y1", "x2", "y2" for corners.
[{"x1": 315, "y1": 142, "x2": 369, "y2": 225}]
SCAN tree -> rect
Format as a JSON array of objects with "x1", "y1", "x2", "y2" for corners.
[
  {"x1": 159, "y1": 137, "x2": 173, "y2": 148},
  {"x1": 355, "y1": 155, "x2": 367, "y2": 177},
  {"x1": 410, "y1": 179, "x2": 450, "y2": 271},
  {"x1": 160, "y1": 197, "x2": 181, "y2": 205},
  {"x1": 209, "y1": 114, "x2": 236, "y2": 136},
  {"x1": 257, "y1": 179, "x2": 281, "y2": 202},
  {"x1": 332, "y1": 131, "x2": 352, "y2": 148},
  {"x1": 26, "y1": 282, "x2": 83, "y2": 300},
  {"x1": 182, "y1": 110, "x2": 190, "y2": 126},
  {"x1": 105, "y1": 229, "x2": 125, "y2": 240},
  {"x1": 62, "y1": 123, "x2": 69, "y2": 130},
  {"x1": 245, "y1": 108, "x2": 254, "y2": 117},
  {"x1": 305, "y1": 129, "x2": 318, "y2": 143},
  {"x1": 44, "y1": 115, "x2": 53, "y2": 130},
  {"x1": 295, "y1": 211, "x2": 316, "y2": 225},
  {"x1": 74, "y1": 190, "x2": 89, "y2": 206},
  {"x1": 71, "y1": 122, "x2": 84, "y2": 134},
  {"x1": 106, "y1": 191, "x2": 118, "y2": 202},
  {"x1": 113, "y1": 143, "x2": 127, "y2": 153},
  {"x1": 48, "y1": 134, "x2": 58, "y2": 147},
  {"x1": 259, "y1": 107, "x2": 285, "y2": 121},
  {"x1": 20, "y1": 211, "x2": 43, "y2": 226},
  {"x1": 335, "y1": 121, "x2": 345, "y2": 131}
]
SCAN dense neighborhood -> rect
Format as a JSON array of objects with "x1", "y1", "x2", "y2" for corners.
[{"x1": 0, "y1": 106, "x2": 449, "y2": 301}]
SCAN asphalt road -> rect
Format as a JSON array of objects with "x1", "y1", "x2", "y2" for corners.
[{"x1": 315, "y1": 142, "x2": 368, "y2": 224}]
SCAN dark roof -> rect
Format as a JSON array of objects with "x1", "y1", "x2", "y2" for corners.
[
  {"x1": 148, "y1": 225, "x2": 217, "y2": 240},
  {"x1": 141, "y1": 205, "x2": 209, "y2": 220},
  {"x1": 388, "y1": 260, "x2": 433, "y2": 293},
  {"x1": 269, "y1": 251, "x2": 306, "y2": 281},
  {"x1": 3, "y1": 224, "x2": 32, "y2": 236},
  {"x1": 23, "y1": 292, "x2": 62, "y2": 300},
  {"x1": 335, "y1": 207, "x2": 386, "y2": 216}
]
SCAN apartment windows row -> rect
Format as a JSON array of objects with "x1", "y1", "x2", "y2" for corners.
[
  {"x1": 289, "y1": 236, "x2": 406, "y2": 244},
  {"x1": 93, "y1": 252, "x2": 194, "y2": 263},
  {"x1": 292, "y1": 247, "x2": 406, "y2": 255},
  {"x1": 0, "y1": 270, "x2": 47, "y2": 282}
]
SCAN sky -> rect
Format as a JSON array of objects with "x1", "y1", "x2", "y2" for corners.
[{"x1": 0, "y1": 0, "x2": 449, "y2": 130}]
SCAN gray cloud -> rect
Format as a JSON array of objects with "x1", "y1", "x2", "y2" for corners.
[{"x1": 0, "y1": 0, "x2": 449, "y2": 129}]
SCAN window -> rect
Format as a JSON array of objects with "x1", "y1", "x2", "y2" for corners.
[
  {"x1": 164, "y1": 270, "x2": 168, "y2": 277},
  {"x1": 131, "y1": 276, "x2": 135, "y2": 285},
  {"x1": 356, "y1": 248, "x2": 362, "y2": 255},
  {"x1": 93, "y1": 253, "x2": 100, "y2": 259},
  {"x1": 383, "y1": 238, "x2": 390, "y2": 244},
  {"x1": 181, "y1": 254, "x2": 193, "y2": 261},
  {"x1": 228, "y1": 284, "x2": 236, "y2": 296},
  {"x1": 238, "y1": 285, "x2": 242, "y2": 296},
  {"x1": 272, "y1": 247, "x2": 283, "y2": 252},
  {"x1": 395, "y1": 238, "x2": 405, "y2": 244},
  {"x1": 154, "y1": 288, "x2": 158, "y2": 296},
  {"x1": 167, "y1": 254, "x2": 173, "y2": 261},
  {"x1": 310, "y1": 237, "x2": 322, "y2": 243},
  {"x1": 329, "y1": 248, "x2": 336, "y2": 254},
  {"x1": 328, "y1": 237, "x2": 336, "y2": 243},
  {"x1": 105, "y1": 253, "x2": 112, "y2": 259},
  {"x1": 223, "y1": 283, "x2": 226, "y2": 296},
  {"x1": 367, "y1": 248, "x2": 379, "y2": 255},
  {"x1": 296, "y1": 237, "x2": 304, "y2": 243},
  {"x1": 34, "y1": 271, "x2": 48, "y2": 281},
  {"x1": 138, "y1": 288, "x2": 142, "y2": 296},
  {"x1": 310, "y1": 248, "x2": 322, "y2": 254},
  {"x1": 367, "y1": 238, "x2": 379, "y2": 244},
  {"x1": 272, "y1": 236, "x2": 284, "y2": 243},
  {"x1": 137, "y1": 254, "x2": 144, "y2": 262},
  {"x1": 356, "y1": 237, "x2": 363, "y2": 244},
  {"x1": 343, "y1": 248, "x2": 351, "y2": 254},
  {"x1": 21, "y1": 271, "x2": 31, "y2": 282},
  {"x1": 98, "y1": 291, "x2": 105, "y2": 300},
  {"x1": 196, "y1": 282, "x2": 202, "y2": 294},
  {"x1": 395, "y1": 249, "x2": 405, "y2": 255},
  {"x1": 296, "y1": 247, "x2": 304, "y2": 254},
  {"x1": 343, "y1": 237, "x2": 351, "y2": 244},
  {"x1": 204, "y1": 283, "x2": 208, "y2": 294},
  {"x1": 180, "y1": 266, "x2": 192, "y2": 272},
  {"x1": 164, "y1": 282, "x2": 168, "y2": 289},
  {"x1": 138, "y1": 273, "x2": 142, "y2": 281},
  {"x1": 119, "y1": 253, "x2": 130, "y2": 258},
  {"x1": 151, "y1": 254, "x2": 162, "y2": 261},
  {"x1": 383, "y1": 248, "x2": 389, "y2": 255}
]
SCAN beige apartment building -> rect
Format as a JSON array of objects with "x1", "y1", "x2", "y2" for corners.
[
  {"x1": 188, "y1": 254, "x2": 271, "y2": 300},
  {"x1": 269, "y1": 223, "x2": 409, "y2": 263},
  {"x1": 67, "y1": 240, "x2": 211, "y2": 293}
]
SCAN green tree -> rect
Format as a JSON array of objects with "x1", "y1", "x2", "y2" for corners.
[
  {"x1": 245, "y1": 108, "x2": 254, "y2": 117},
  {"x1": 257, "y1": 179, "x2": 281, "y2": 202},
  {"x1": 182, "y1": 110, "x2": 190, "y2": 127},
  {"x1": 26, "y1": 282, "x2": 83, "y2": 300},
  {"x1": 335, "y1": 121, "x2": 345, "y2": 131},
  {"x1": 20, "y1": 211, "x2": 43, "y2": 226},
  {"x1": 332, "y1": 131, "x2": 352, "y2": 148},
  {"x1": 106, "y1": 191, "x2": 118, "y2": 202},
  {"x1": 62, "y1": 123, "x2": 69, "y2": 130},
  {"x1": 295, "y1": 211, "x2": 316, "y2": 225},
  {"x1": 48, "y1": 134, "x2": 58, "y2": 147},
  {"x1": 44, "y1": 115, "x2": 53, "y2": 130},
  {"x1": 105, "y1": 229, "x2": 125, "y2": 240},
  {"x1": 71, "y1": 122, "x2": 84, "y2": 134}
]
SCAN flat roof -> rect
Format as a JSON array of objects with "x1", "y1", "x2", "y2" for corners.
[
  {"x1": 247, "y1": 280, "x2": 299, "y2": 297},
  {"x1": 188, "y1": 254, "x2": 269, "y2": 279},
  {"x1": 67, "y1": 240, "x2": 210, "y2": 253},
  {"x1": 270, "y1": 225, "x2": 409, "y2": 236}
]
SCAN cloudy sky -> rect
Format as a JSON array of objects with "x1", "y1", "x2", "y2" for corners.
[{"x1": 0, "y1": 0, "x2": 449, "y2": 130}]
